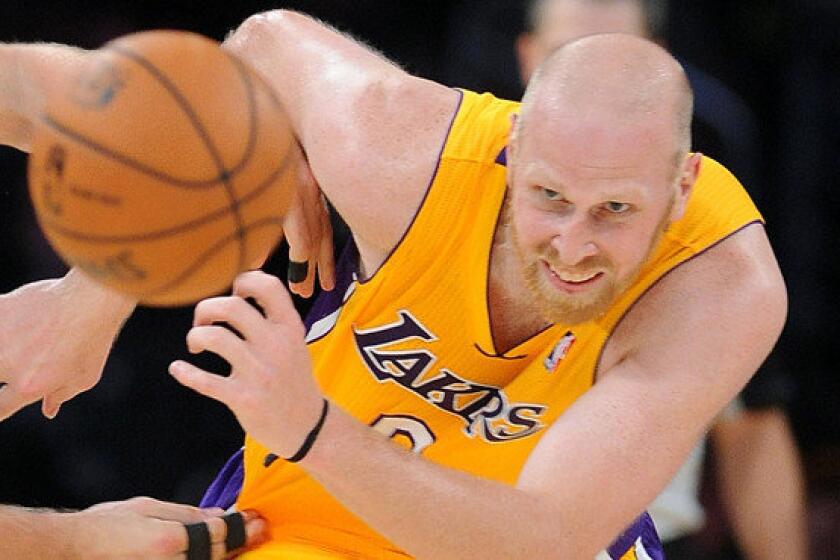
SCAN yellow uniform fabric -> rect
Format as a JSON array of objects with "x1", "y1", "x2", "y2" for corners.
[{"x1": 235, "y1": 90, "x2": 762, "y2": 559}]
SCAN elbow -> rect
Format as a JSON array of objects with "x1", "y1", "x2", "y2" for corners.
[
  {"x1": 759, "y1": 262, "x2": 788, "y2": 346},
  {"x1": 224, "y1": 9, "x2": 308, "y2": 56}
]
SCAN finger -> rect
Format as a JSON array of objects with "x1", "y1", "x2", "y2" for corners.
[
  {"x1": 297, "y1": 257, "x2": 317, "y2": 299},
  {"x1": 192, "y1": 296, "x2": 266, "y2": 340},
  {"x1": 298, "y1": 186, "x2": 327, "y2": 298},
  {"x1": 232, "y1": 271, "x2": 298, "y2": 326},
  {"x1": 317, "y1": 201, "x2": 336, "y2": 292},
  {"x1": 41, "y1": 384, "x2": 83, "y2": 419},
  {"x1": 184, "y1": 521, "x2": 211, "y2": 560},
  {"x1": 186, "y1": 325, "x2": 250, "y2": 368},
  {"x1": 41, "y1": 392, "x2": 63, "y2": 420},
  {"x1": 284, "y1": 193, "x2": 314, "y2": 296},
  {"x1": 297, "y1": 161, "x2": 323, "y2": 251},
  {"x1": 185, "y1": 513, "x2": 266, "y2": 560},
  {"x1": 221, "y1": 512, "x2": 246, "y2": 552},
  {"x1": 169, "y1": 360, "x2": 232, "y2": 405},
  {"x1": 287, "y1": 170, "x2": 323, "y2": 297},
  {"x1": 222, "y1": 513, "x2": 267, "y2": 559},
  {"x1": 287, "y1": 260, "x2": 309, "y2": 285},
  {"x1": 126, "y1": 497, "x2": 215, "y2": 525}
]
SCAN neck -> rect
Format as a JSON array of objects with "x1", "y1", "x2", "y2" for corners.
[{"x1": 488, "y1": 221, "x2": 551, "y2": 354}]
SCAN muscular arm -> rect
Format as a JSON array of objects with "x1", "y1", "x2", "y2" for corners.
[
  {"x1": 0, "y1": 42, "x2": 88, "y2": 151},
  {"x1": 222, "y1": 11, "x2": 460, "y2": 272},
  {"x1": 712, "y1": 408, "x2": 808, "y2": 560},
  {"x1": 0, "y1": 506, "x2": 70, "y2": 559}
]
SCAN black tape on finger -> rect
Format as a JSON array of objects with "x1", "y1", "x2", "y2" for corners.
[
  {"x1": 185, "y1": 521, "x2": 212, "y2": 560},
  {"x1": 288, "y1": 260, "x2": 309, "y2": 284},
  {"x1": 222, "y1": 512, "x2": 247, "y2": 552}
]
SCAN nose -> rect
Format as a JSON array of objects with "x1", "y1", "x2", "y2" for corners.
[{"x1": 548, "y1": 217, "x2": 598, "y2": 266}]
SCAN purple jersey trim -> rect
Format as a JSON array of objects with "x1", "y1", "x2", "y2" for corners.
[
  {"x1": 495, "y1": 146, "x2": 507, "y2": 166},
  {"x1": 593, "y1": 220, "x2": 764, "y2": 382},
  {"x1": 303, "y1": 239, "x2": 360, "y2": 339},
  {"x1": 607, "y1": 511, "x2": 664, "y2": 559},
  {"x1": 200, "y1": 448, "x2": 245, "y2": 509}
]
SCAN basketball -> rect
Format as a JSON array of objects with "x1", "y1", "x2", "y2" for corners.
[{"x1": 27, "y1": 30, "x2": 296, "y2": 306}]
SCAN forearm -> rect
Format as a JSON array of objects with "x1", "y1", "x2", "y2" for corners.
[
  {"x1": 301, "y1": 406, "x2": 588, "y2": 560},
  {"x1": 58, "y1": 267, "x2": 136, "y2": 324},
  {"x1": 0, "y1": 42, "x2": 88, "y2": 151},
  {"x1": 0, "y1": 506, "x2": 75, "y2": 559},
  {"x1": 714, "y1": 409, "x2": 808, "y2": 560}
]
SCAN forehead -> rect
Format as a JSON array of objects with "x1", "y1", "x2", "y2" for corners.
[
  {"x1": 515, "y1": 107, "x2": 676, "y2": 192},
  {"x1": 537, "y1": 0, "x2": 647, "y2": 47}
]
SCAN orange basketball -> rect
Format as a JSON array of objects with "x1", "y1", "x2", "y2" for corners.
[{"x1": 27, "y1": 30, "x2": 296, "y2": 306}]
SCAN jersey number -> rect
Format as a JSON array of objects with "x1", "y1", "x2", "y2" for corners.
[{"x1": 371, "y1": 414, "x2": 436, "y2": 454}]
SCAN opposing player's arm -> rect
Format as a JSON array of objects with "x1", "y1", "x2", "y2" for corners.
[
  {"x1": 0, "y1": 43, "x2": 89, "y2": 151},
  {"x1": 223, "y1": 11, "x2": 461, "y2": 269},
  {"x1": 286, "y1": 223, "x2": 786, "y2": 559},
  {"x1": 0, "y1": 498, "x2": 266, "y2": 559}
]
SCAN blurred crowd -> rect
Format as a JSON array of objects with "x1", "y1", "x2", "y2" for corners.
[{"x1": 1, "y1": 1, "x2": 837, "y2": 558}]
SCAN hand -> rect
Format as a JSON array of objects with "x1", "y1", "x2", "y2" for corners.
[
  {"x1": 169, "y1": 270, "x2": 324, "y2": 458},
  {"x1": 69, "y1": 497, "x2": 266, "y2": 559},
  {"x1": 0, "y1": 268, "x2": 135, "y2": 420},
  {"x1": 283, "y1": 150, "x2": 335, "y2": 298}
]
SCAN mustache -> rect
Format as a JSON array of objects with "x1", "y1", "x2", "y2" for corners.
[{"x1": 539, "y1": 251, "x2": 612, "y2": 276}]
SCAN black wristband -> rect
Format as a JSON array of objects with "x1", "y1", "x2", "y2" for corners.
[{"x1": 286, "y1": 398, "x2": 329, "y2": 463}]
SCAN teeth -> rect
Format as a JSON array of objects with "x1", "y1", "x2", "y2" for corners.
[{"x1": 548, "y1": 265, "x2": 598, "y2": 283}]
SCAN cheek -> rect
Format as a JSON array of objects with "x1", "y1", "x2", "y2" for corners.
[
  {"x1": 512, "y1": 205, "x2": 553, "y2": 250},
  {"x1": 603, "y1": 227, "x2": 657, "y2": 277}
]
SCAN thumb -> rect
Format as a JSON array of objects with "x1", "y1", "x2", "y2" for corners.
[{"x1": 41, "y1": 390, "x2": 69, "y2": 419}]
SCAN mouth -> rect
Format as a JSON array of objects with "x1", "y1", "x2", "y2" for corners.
[{"x1": 541, "y1": 260, "x2": 604, "y2": 293}]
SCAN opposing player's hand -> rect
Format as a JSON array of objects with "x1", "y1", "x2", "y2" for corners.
[
  {"x1": 282, "y1": 151, "x2": 335, "y2": 298},
  {"x1": 70, "y1": 497, "x2": 266, "y2": 559},
  {"x1": 0, "y1": 268, "x2": 135, "y2": 421},
  {"x1": 169, "y1": 270, "x2": 324, "y2": 459}
]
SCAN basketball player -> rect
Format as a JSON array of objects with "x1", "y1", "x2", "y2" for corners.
[
  {"x1": 162, "y1": 11, "x2": 786, "y2": 559},
  {"x1": 515, "y1": 1, "x2": 807, "y2": 558},
  {"x1": 0, "y1": 11, "x2": 786, "y2": 559}
]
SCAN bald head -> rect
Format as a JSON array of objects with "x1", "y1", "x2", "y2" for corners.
[{"x1": 519, "y1": 33, "x2": 693, "y2": 165}]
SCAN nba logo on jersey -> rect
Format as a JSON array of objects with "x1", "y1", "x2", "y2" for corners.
[{"x1": 544, "y1": 331, "x2": 576, "y2": 373}]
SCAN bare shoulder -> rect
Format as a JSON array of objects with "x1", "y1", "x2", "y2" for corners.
[
  {"x1": 226, "y1": 11, "x2": 461, "y2": 263},
  {"x1": 600, "y1": 223, "x2": 787, "y2": 406}
]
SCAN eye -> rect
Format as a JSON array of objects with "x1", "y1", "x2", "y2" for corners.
[
  {"x1": 540, "y1": 187, "x2": 561, "y2": 200},
  {"x1": 603, "y1": 201, "x2": 631, "y2": 214}
]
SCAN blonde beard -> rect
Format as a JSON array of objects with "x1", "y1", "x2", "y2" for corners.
[{"x1": 510, "y1": 197, "x2": 673, "y2": 326}]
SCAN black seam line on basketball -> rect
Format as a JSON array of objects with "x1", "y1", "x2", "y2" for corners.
[
  {"x1": 40, "y1": 115, "x2": 236, "y2": 189},
  {"x1": 139, "y1": 216, "x2": 284, "y2": 299},
  {"x1": 106, "y1": 44, "x2": 247, "y2": 273},
  {"x1": 222, "y1": 52, "x2": 296, "y2": 192},
  {"x1": 39, "y1": 154, "x2": 291, "y2": 244}
]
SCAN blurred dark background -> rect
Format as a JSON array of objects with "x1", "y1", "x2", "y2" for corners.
[{"x1": 1, "y1": 0, "x2": 837, "y2": 557}]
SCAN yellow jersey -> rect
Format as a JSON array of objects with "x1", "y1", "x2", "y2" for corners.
[{"x1": 202, "y1": 90, "x2": 762, "y2": 559}]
